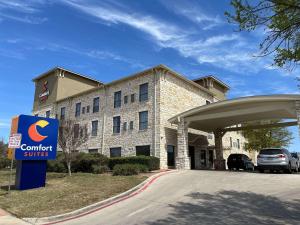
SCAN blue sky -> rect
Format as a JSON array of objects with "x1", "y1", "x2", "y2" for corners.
[{"x1": 0, "y1": 0, "x2": 299, "y2": 151}]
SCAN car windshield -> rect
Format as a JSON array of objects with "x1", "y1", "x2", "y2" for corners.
[
  {"x1": 260, "y1": 149, "x2": 283, "y2": 155},
  {"x1": 291, "y1": 153, "x2": 298, "y2": 158}
]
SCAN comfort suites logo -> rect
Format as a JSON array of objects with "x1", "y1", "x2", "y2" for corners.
[
  {"x1": 39, "y1": 81, "x2": 50, "y2": 102},
  {"x1": 15, "y1": 115, "x2": 58, "y2": 160}
]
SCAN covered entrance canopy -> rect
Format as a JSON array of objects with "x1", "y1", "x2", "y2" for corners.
[{"x1": 169, "y1": 95, "x2": 300, "y2": 170}]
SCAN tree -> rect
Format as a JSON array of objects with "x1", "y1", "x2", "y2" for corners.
[
  {"x1": 225, "y1": 0, "x2": 300, "y2": 68},
  {"x1": 58, "y1": 120, "x2": 89, "y2": 176},
  {"x1": 242, "y1": 120, "x2": 293, "y2": 151}
]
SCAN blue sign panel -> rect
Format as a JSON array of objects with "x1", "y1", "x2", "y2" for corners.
[{"x1": 14, "y1": 115, "x2": 59, "y2": 160}]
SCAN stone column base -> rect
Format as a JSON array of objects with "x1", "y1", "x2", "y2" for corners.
[
  {"x1": 176, "y1": 157, "x2": 191, "y2": 170},
  {"x1": 214, "y1": 159, "x2": 226, "y2": 170}
]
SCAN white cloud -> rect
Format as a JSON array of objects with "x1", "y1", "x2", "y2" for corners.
[
  {"x1": 0, "y1": 0, "x2": 47, "y2": 24},
  {"x1": 0, "y1": 121, "x2": 10, "y2": 128}
]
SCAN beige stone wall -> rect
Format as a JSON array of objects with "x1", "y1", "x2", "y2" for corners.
[{"x1": 158, "y1": 71, "x2": 214, "y2": 168}]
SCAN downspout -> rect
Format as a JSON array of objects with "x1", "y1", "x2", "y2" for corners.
[{"x1": 101, "y1": 86, "x2": 107, "y2": 155}]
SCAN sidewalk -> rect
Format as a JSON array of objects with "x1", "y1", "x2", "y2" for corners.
[{"x1": 0, "y1": 208, "x2": 29, "y2": 225}]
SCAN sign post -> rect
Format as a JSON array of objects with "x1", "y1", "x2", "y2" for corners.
[{"x1": 8, "y1": 114, "x2": 59, "y2": 190}]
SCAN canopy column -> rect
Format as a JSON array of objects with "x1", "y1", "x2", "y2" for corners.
[
  {"x1": 296, "y1": 101, "x2": 300, "y2": 135},
  {"x1": 176, "y1": 118, "x2": 190, "y2": 169},
  {"x1": 213, "y1": 130, "x2": 226, "y2": 170}
]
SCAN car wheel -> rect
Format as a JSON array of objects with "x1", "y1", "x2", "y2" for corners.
[
  {"x1": 285, "y1": 163, "x2": 292, "y2": 174},
  {"x1": 295, "y1": 164, "x2": 299, "y2": 173},
  {"x1": 259, "y1": 169, "x2": 264, "y2": 173}
]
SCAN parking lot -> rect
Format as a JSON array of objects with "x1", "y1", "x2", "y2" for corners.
[{"x1": 60, "y1": 170, "x2": 300, "y2": 225}]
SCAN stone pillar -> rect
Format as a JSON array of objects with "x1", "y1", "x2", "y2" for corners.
[
  {"x1": 176, "y1": 118, "x2": 190, "y2": 170},
  {"x1": 213, "y1": 130, "x2": 226, "y2": 170}
]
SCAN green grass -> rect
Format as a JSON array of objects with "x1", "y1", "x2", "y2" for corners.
[{"x1": 0, "y1": 170, "x2": 147, "y2": 218}]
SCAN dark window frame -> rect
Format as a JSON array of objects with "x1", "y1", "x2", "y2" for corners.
[
  {"x1": 113, "y1": 116, "x2": 121, "y2": 134},
  {"x1": 114, "y1": 91, "x2": 122, "y2": 108},
  {"x1": 139, "y1": 111, "x2": 148, "y2": 130},
  {"x1": 93, "y1": 97, "x2": 100, "y2": 113},
  {"x1": 124, "y1": 95, "x2": 128, "y2": 104},
  {"x1": 75, "y1": 102, "x2": 81, "y2": 117},
  {"x1": 110, "y1": 147, "x2": 121, "y2": 158},
  {"x1": 129, "y1": 121, "x2": 134, "y2": 130},
  {"x1": 136, "y1": 145, "x2": 150, "y2": 156},
  {"x1": 74, "y1": 124, "x2": 79, "y2": 139},
  {"x1": 139, "y1": 83, "x2": 149, "y2": 102},
  {"x1": 45, "y1": 110, "x2": 50, "y2": 118},
  {"x1": 131, "y1": 94, "x2": 135, "y2": 103},
  {"x1": 91, "y1": 120, "x2": 98, "y2": 137}
]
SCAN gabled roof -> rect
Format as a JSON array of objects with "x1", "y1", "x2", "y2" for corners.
[
  {"x1": 32, "y1": 67, "x2": 103, "y2": 85},
  {"x1": 193, "y1": 75, "x2": 230, "y2": 90}
]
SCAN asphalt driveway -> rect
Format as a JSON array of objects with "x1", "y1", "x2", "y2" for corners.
[{"x1": 59, "y1": 170, "x2": 300, "y2": 225}]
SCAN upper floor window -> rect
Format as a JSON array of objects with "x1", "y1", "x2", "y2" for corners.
[
  {"x1": 114, "y1": 91, "x2": 121, "y2": 108},
  {"x1": 93, "y1": 97, "x2": 100, "y2": 113},
  {"x1": 75, "y1": 102, "x2": 81, "y2": 117},
  {"x1": 131, "y1": 94, "x2": 135, "y2": 103},
  {"x1": 86, "y1": 105, "x2": 90, "y2": 113},
  {"x1": 139, "y1": 83, "x2": 148, "y2": 102},
  {"x1": 237, "y1": 139, "x2": 240, "y2": 149},
  {"x1": 113, "y1": 116, "x2": 121, "y2": 134},
  {"x1": 45, "y1": 110, "x2": 50, "y2": 118},
  {"x1": 91, "y1": 120, "x2": 98, "y2": 136},
  {"x1": 82, "y1": 107, "x2": 85, "y2": 114},
  {"x1": 139, "y1": 111, "x2": 148, "y2": 130},
  {"x1": 60, "y1": 107, "x2": 65, "y2": 120},
  {"x1": 230, "y1": 137, "x2": 233, "y2": 148},
  {"x1": 34, "y1": 114, "x2": 38, "y2": 117},
  {"x1": 124, "y1": 95, "x2": 128, "y2": 104}
]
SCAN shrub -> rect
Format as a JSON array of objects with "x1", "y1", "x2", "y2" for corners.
[
  {"x1": 109, "y1": 156, "x2": 159, "y2": 171},
  {"x1": 113, "y1": 164, "x2": 147, "y2": 176},
  {"x1": 47, "y1": 152, "x2": 67, "y2": 172},
  {"x1": 92, "y1": 165, "x2": 109, "y2": 174},
  {"x1": 0, "y1": 157, "x2": 11, "y2": 169},
  {"x1": 72, "y1": 153, "x2": 109, "y2": 173}
]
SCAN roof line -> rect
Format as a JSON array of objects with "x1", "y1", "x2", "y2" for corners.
[
  {"x1": 32, "y1": 66, "x2": 102, "y2": 84},
  {"x1": 168, "y1": 94, "x2": 300, "y2": 123},
  {"x1": 193, "y1": 75, "x2": 230, "y2": 90}
]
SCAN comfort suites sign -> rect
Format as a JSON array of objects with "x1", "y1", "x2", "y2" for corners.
[{"x1": 10, "y1": 115, "x2": 59, "y2": 160}]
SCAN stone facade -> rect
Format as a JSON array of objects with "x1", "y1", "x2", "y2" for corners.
[{"x1": 32, "y1": 65, "x2": 249, "y2": 169}]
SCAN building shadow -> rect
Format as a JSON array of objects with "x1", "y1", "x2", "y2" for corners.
[{"x1": 147, "y1": 190, "x2": 300, "y2": 225}]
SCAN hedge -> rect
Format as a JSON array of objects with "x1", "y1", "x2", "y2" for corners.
[
  {"x1": 113, "y1": 164, "x2": 148, "y2": 176},
  {"x1": 109, "y1": 156, "x2": 160, "y2": 171}
]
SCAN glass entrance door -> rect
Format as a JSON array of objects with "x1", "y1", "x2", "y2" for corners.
[
  {"x1": 167, "y1": 145, "x2": 175, "y2": 168},
  {"x1": 200, "y1": 150, "x2": 207, "y2": 167}
]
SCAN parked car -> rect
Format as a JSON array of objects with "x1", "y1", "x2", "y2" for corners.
[
  {"x1": 291, "y1": 152, "x2": 300, "y2": 172},
  {"x1": 257, "y1": 148, "x2": 298, "y2": 173},
  {"x1": 227, "y1": 154, "x2": 255, "y2": 171}
]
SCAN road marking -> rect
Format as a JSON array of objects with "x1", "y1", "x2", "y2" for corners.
[{"x1": 127, "y1": 206, "x2": 151, "y2": 217}]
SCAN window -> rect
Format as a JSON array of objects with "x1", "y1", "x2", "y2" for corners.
[
  {"x1": 124, "y1": 95, "x2": 128, "y2": 104},
  {"x1": 82, "y1": 107, "x2": 85, "y2": 114},
  {"x1": 34, "y1": 114, "x2": 38, "y2": 117},
  {"x1": 139, "y1": 111, "x2": 148, "y2": 130},
  {"x1": 89, "y1": 149, "x2": 98, "y2": 153},
  {"x1": 139, "y1": 83, "x2": 148, "y2": 102},
  {"x1": 237, "y1": 139, "x2": 240, "y2": 149},
  {"x1": 110, "y1": 147, "x2": 121, "y2": 158},
  {"x1": 60, "y1": 107, "x2": 65, "y2": 120},
  {"x1": 230, "y1": 137, "x2": 233, "y2": 148},
  {"x1": 91, "y1": 120, "x2": 98, "y2": 136},
  {"x1": 206, "y1": 100, "x2": 211, "y2": 105},
  {"x1": 123, "y1": 122, "x2": 127, "y2": 131},
  {"x1": 129, "y1": 121, "x2": 134, "y2": 130},
  {"x1": 74, "y1": 124, "x2": 79, "y2": 139},
  {"x1": 45, "y1": 110, "x2": 50, "y2": 118},
  {"x1": 93, "y1": 97, "x2": 100, "y2": 113},
  {"x1": 131, "y1": 94, "x2": 135, "y2": 103},
  {"x1": 113, "y1": 116, "x2": 121, "y2": 134},
  {"x1": 86, "y1": 105, "x2": 90, "y2": 113},
  {"x1": 136, "y1": 145, "x2": 150, "y2": 156},
  {"x1": 114, "y1": 91, "x2": 121, "y2": 108},
  {"x1": 75, "y1": 102, "x2": 81, "y2": 117}
]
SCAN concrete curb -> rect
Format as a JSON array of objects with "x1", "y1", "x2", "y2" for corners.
[{"x1": 23, "y1": 170, "x2": 176, "y2": 225}]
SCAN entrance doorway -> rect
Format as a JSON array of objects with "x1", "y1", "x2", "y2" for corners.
[
  {"x1": 200, "y1": 150, "x2": 207, "y2": 167},
  {"x1": 167, "y1": 145, "x2": 175, "y2": 168},
  {"x1": 189, "y1": 146, "x2": 195, "y2": 169}
]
